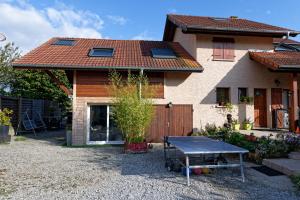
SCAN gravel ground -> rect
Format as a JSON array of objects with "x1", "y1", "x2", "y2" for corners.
[{"x1": 0, "y1": 131, "x2": 299, "y2": 200}]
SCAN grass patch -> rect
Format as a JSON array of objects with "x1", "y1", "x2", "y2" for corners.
[
  {"x1": 54, "y1": 137, "x2": 65, "y2": 142},
  {"x1": 291, "y1": 174, "x2": 300, "y2": 190},
  {"x1": 14, "y1": 136, "x2": 27, "y2": 142}
]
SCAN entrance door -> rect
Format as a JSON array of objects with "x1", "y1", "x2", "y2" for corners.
[
  {"x1": 254, "y1": 89, "x2": 267, "y2": 127},
  {"x1": 87, "y1": 105, "x2": 123, "y2": 144}
]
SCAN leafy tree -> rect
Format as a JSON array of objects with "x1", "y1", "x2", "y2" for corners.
[{"x1": 0, "y1": 42, "x2": 71, "y2": 109}]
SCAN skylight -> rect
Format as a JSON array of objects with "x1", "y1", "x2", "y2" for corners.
[
  {"x1": 53, "y1": 39, "x2": 75, "y2": 46},
  {"x1": 89, "y1": 48, "x2": 114, "y2": 57},
  {"x1": 151, "y1": 48, "x2": 176, "y2": 59},
  {"x1": 210, "y1": 17, "x2": 228, "y2": 21}
]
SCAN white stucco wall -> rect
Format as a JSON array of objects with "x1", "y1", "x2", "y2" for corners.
[{"x1": 170, "y1": 28, "x2": 295, "y2": 129}]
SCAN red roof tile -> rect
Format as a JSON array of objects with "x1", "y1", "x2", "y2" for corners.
[
  {"x1": 164, "y1": 14, "x2": 299, "y2": 41},
  {"x1": 273, "y1": 38, "x2": 300, "y2": 45},
  {"x1": 13, "y1": 38, "x2": 202, "y2": 72},
  {"x1": 249, "y1": 51, "x2": 300, "y2": 70}
]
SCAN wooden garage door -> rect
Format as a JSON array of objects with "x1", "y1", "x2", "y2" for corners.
[{"x1": 147, "y1": 105, "x2": 193, "y2": 142}]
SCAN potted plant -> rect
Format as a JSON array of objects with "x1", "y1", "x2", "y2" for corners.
[
  {"x1": 240, "y1": 96, "x2": 253, "y2": 104},
  {"x1": 243, "y1": 118, "x2": 252, "y2": 130},
  {"x1": 0, "y1": 108, "x2": 13, "y2": 143},
  {"x1": 218, "y1": 93, "x2": 226, "y2": 106},
  {"x1": 232, "y1": 119, "x2": 240, "y2": 131},
  {"x1": 109, "y1": 71, "x2": 155, "y2": 153},
  {"x1": 245, "y1": 132, "x2": 257, "y2": 142}
]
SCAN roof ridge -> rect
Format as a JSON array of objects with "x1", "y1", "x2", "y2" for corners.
[{"x1": 53, "y1": 37, "x2": 168, "y2": 43}]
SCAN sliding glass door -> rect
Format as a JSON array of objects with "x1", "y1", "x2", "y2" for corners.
[{"x1": 87, "y1": 105, "x2": 123, "y2": 144}]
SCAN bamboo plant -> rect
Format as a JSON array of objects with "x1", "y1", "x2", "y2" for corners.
[{"x1": 109, "y1": 71, "x2": 155, "y2": 144}]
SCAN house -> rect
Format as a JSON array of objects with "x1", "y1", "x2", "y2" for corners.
[{"x1": 13, "y1": 14, "x2": 300, "y2": 145}]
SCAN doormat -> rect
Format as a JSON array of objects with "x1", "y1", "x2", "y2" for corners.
[{"x1": 251, "y1": 166, "x2": 284, "y2": 176}]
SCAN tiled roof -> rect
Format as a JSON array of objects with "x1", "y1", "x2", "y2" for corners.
[
  {"x1": 249, "y1": 51, "x2": 300, "y2": 71},
  {"x1": 13, "y1": 37, "x2": 203, "y2": 72},
  {"x1": 273, "y1": 38, "x2": 300, "y2": 45},
  {"x1": 164, "y1": 14, "x2": 299, "y2": 41}
]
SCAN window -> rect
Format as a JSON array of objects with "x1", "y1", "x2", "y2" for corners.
[
  {"x1": 238, "y1": 88, "x2": 248, "y2": 102},
  {"x1": 89, "y1": 48, "x2": 114, "y2": 57},
  {"x1": 88, "y1": 105, "x2": 122, "y2": 144},
  {"x1": 52, "y1": 39, "x2": 75, "y2": 46},
  {"x1": 216, "y1": 87, "x2": 230, "y2": 106},
  {"x1": 213, "y1": 37, "x2": 235, "y2": 61},
  {"x1": 151, "y1": 48, "x2": 176, "y2": 59}
]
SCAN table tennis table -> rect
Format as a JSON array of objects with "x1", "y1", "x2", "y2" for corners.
[{"x1": 163, "y1": 136, "x2": 249, "y2": 186}]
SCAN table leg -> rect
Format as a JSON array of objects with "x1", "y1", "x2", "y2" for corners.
[
  {"x1": 239, "y1": 153, "x2": 245, "y2": 182},
  {"x1": 186, "y1": 155, "x2": 190, "y2": 186}
]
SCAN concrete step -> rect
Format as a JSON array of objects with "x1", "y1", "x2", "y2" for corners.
[
  {"x1": 263, "y1": 158, "x2": 300, "y2": 176},
  {"x1": 288, "y1": 152, "x2": 300, "y2": 160}
]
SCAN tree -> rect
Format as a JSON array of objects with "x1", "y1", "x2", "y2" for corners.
[
  {"x1": 0, "y1": 42, "x2": 20, "y2": 94},
  {"x1": 0, "y1": 42, "x2": 71, "y2": 109}
]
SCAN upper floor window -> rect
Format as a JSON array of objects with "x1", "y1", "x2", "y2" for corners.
[
  {"x1": 216, "y1": 87, "x2": 230, "y2": 106},
  {"x1": 89, "y1": 48, "x2": 114, "y2": 57},
  {"x1": 213, "y1": 37, "x2": 235, "y2": 61}
]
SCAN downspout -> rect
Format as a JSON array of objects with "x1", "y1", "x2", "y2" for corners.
[{"x1": 139, "y1": 68, "x2": 144, "y2": 99}]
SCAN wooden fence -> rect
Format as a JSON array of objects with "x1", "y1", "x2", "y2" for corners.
[{"x1": 0, "y1": 96, "x2": 61, "y2": 132}]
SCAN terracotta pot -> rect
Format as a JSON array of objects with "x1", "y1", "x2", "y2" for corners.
[
  {"x1": 245, "y1": 135, "x2": 257, "y2": 142},
  {"x1": 124, "y1": 141, "x2": 148, "y2": 153}
]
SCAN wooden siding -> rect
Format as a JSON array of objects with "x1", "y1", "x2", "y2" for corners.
[
  {"x1": 76, "y1": 71, "x2": 110, "y2": 97},
  {"x1": 76, "y1": 70, "x2": 164, "y2": 98},
  {"x1": 147, "y1": 104, "x2": 193, "y2": 142}
]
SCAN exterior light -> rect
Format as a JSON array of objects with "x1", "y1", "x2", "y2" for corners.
[
  {"x1": 274, "y1": 79, "x2": 281, "y2": 86},
  {"x1": 168, "y1": 102, "x2": 173, "y2": 108}
]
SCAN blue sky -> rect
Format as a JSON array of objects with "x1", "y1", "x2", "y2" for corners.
[{"x1": 1, "y1": 0, "x2": 300, "y2": 53}]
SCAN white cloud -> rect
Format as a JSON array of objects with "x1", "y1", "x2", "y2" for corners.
[
  {"x1": 0, "y1": 1, "x2": 104, "y2": 53},
  {"x1": 266, "y1": 10, "x2": 272, "y2": 15},
  {"x1": 107, "y1": 15, "x2": 127, "y2": 25},
  {"x1": 132, "y1": 30, "x2": 155, "y2": 40}
]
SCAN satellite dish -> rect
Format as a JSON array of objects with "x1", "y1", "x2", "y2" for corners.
[{"x1": 0, "y1": 33, "x2": 6, "y2": 42}]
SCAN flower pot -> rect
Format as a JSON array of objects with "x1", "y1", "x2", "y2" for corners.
[
  {"x1": 245, "y1": 134, "x2": 257, "y2": 142},
  {"x1": 0, "y1": 125, "x2": 11, "y2": 143},
  {"x1": 243, "y1": 123, "x2": 252, "y2": 130},
  {"x1": 233, "y1": 124, "x2": 240, "y2": 131},
  {"x1": 124, "y1": 141, "x2": 148, "y2": 153}
]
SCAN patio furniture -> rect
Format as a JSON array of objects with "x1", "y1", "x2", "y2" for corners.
[{"x1": 163, "y1": 136, "x2": 249, "y2": 186}]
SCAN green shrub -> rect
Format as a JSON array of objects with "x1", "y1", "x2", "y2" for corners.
[
  {"x1": 0, "y1": 108, "x2": 13, "y2": 126},
  {"x1": 255, "y1": 136, "x2": 289, "y2": 163},
  {"x1": 291, "y1": 175, "x2": 300, "y2": 190},
  {"x1": 226, "y1": 132, "x2": 245, "y2": 145}
]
